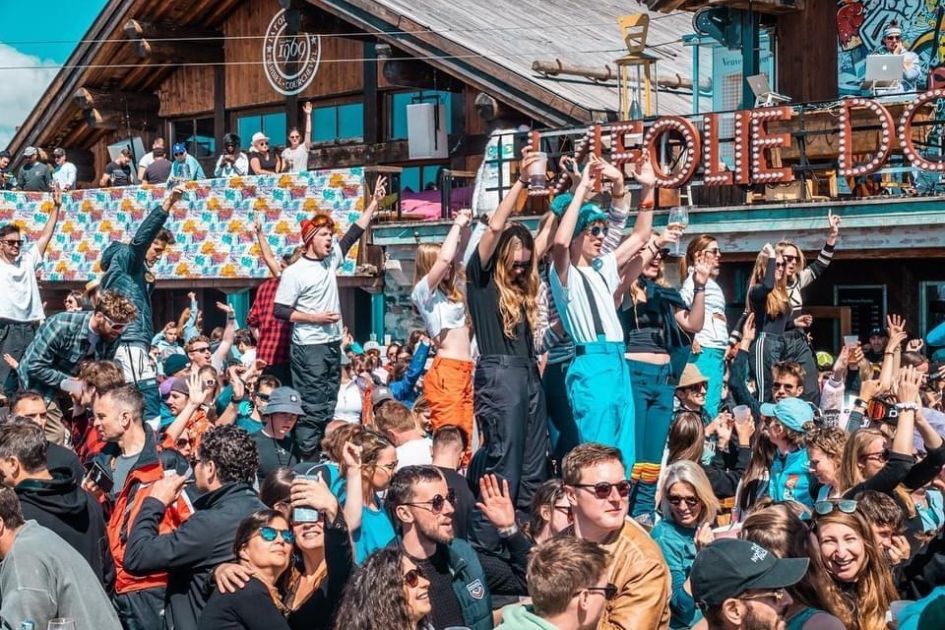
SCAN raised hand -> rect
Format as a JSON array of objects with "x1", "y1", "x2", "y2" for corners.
[
  {"x1": 742, "y1": 312, "x2": 757, "y2": 344},
  {"x1": 372, "y1": 175, "x2": 388, "y2": 203},
  {"x1": 342, "y1": 443, "x2": 362, "y2": 470},
  {"x1": 453, "y1": 208, "x2": 472, "y2": 228},
  {"x1": 827, "y1": 210, "x2": 841, "y2": 240},
  {"x1": 216, "y1": 301, "x2": 235, "y2": 316},
  {"x1": 626, "y1": 149, "x2": 656, "y2": 188},
  {"x1": 475, "y1": 474, "x2": 516, "y2": 530},
  {"x1": 906, "y1": 338, "x2": 924, "y2": 353},
  {"x1": 898, "y1": 365, "x2": 922, "y2": 404},
  {"x1": 187, "y1": 371, "x2": 205, "y2": 406},
  {"x1": 302, "y1": 101, "x2": 313, "y2": 115},
  {"x1": 793, "y1": 314, "x2": 814, "y2": 328},
  {"x1": 692, "y1": 252, "x2": 711, "y2": 286},
  {"x1": 52, "y1": 184, "x2": 63, "y2": 208}
]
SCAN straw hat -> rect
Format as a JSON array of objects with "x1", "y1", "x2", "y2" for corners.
[{"x1": 676, "y1": 363, "x2": 708, "y2": 390}]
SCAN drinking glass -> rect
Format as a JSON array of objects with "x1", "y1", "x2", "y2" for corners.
[
  {"x1": 666, "y1": 206, "x2": 689, "y2": 256},
  {"x1": 47, "y1": 619, "x2": 76, "y2": 630},
  {"x1": 527, "y1": 152, "x2": 548, "y2": 195}
]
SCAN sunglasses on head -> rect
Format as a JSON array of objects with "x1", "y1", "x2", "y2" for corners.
[
  {"x1": 403, "y1": 567, "x2": 425, "y2": 587},
  {"x1": 814, "y1": 499, "x2": 857, "y2": 516},
  {"x1": 668, "y1": 495, "x2": 700, "y2": 508},
  {"x1": 572, "y1": 480, "x2": 631, "y2": 499},
  {"x1": 258, "y1": 526, "x2": 295, "y2": 544},
  {"x1": 403, "y1": 488, "x2": 456, "y2": 513}
]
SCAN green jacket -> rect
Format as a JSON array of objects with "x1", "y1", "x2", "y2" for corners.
[
  {"x1": 496, "y1": 604, "x2": 558, "y2": 629},
  {"x1": 101, "y1": 205, "x2": 169, "y2": 347}
]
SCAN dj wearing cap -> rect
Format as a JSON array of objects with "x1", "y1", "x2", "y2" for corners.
[
  {"x1": 691, "y1": 539, "x2": 809, "y2": 630},
  {"x1": 274, "y1": 175, "x2": 387, "y2": 458},
  {"x1": 874, "y1": 20, "x2": 922, "y2": 95}
]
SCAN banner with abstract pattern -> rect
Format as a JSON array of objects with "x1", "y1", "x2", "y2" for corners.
[{"x1": 0, "y1": 168, "x2": 365, "y2": 281}]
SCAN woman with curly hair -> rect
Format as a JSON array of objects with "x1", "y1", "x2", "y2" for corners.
[
  {"x1": 741, "y1": 504, "x2": 845, "y2": 630},
  {"x1": 465, "y1": 146, "x2": 547, "y2": 514},
  {"x1": 812, "y1": 502, "x2": 898, "y2": 630},
  {"x1": 334, "y1": 546, "x2": 432, "y2": 630},
  {"x1": 806, "y1": 426, "x2": 847, "y2": 501}
]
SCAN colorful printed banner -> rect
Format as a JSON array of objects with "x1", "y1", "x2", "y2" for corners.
[{"x1": 0, "y1": 168, "x2": 365, "y2": 281}]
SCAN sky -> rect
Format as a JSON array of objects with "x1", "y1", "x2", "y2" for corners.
[{"x1": 0, "y1": 1, "x2": 108, "y2": 148}]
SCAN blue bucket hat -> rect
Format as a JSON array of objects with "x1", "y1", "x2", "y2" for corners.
[{"x1": 759, "y1": 397, "x2": 813, "y2": 432}]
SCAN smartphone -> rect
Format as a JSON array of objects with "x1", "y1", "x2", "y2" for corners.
[
  {"x1": 86, "y1": 460, "x2": 114, "y2": 494},
  {"x1": 292, "y1": 473, "x2": 322, "y2": 523}
]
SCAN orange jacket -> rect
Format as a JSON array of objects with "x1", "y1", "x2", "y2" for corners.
[{"x1": 106, "y1": 457, "x2": 193, "y2": 593}]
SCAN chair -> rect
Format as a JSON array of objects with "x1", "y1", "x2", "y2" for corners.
[{"x1": 615, "y1": 14, "x2": 659, "y2": 118}]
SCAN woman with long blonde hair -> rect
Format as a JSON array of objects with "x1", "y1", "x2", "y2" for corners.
[
  {"x1": 746, "y1": 243, "x2": 791, "y2": 403},
  {"x1": 411, "y1": 209, "x2": 474, "y2": 453},
  {"x1": 813, "y1": 503, "x2": 898, "y2": 630},
  {"x1": 465, "y1": 147, "x2": 546, "y2": 515}
]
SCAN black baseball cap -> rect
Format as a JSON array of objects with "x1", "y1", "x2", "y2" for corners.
[{"x1": 691, "y1": 539, "x2": 809, "y2": 607}]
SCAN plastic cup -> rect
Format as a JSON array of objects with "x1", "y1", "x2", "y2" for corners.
[
  {"x1": 733, "y1": 405, "x2": 750, "y2": 425},
  {"x1": 527, "y1": 151, "x2": 548, "y2": 194},
  {"x1": 843, "y1": 334, "x2": 859, "y2": 348}
]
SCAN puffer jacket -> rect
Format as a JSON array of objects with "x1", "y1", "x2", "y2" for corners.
[{"x1": 101, "y1": 204, "x2": 169, "y2": 347}]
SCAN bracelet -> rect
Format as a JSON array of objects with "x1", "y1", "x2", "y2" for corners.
[
  {"x1": 639, "y1": 199, "x2": 655, "y2": 210},
  {"x1": 517, "y1": 176, "x2": 528, "y2": 186},
  {"x1": 611, "y1": 192, "x2": 627, "y2": 199},
  {"x1": 896, "y1": 402, "x2": 919, "y2": 412},
  {"x1": 693, "y1": 285, "x2": 706, "y2": 293}
]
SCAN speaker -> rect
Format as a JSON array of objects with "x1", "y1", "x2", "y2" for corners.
[{"x1": 407, "y1": 102, "x2": 448, "y2": 160}]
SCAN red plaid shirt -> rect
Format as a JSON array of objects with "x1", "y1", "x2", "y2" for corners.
[{"x1": 247, "y1": 277, "x2": 291, "y2": 366}]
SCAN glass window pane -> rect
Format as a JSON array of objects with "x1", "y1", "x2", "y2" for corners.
[
  {"x1": 237, "y1": 116, "x2": 262, "y2": 150},
  {"x1": 263, "y1": 113, "x2": 287, "y2": 147},
  {"x1": 193, "y1": 118, "x2": 216, "y2": 157},
  {"x1": 172, "y1": 121, "x2": 192, "y2": 149},
  {"x1": 401, "y1": 166, "x2": 420, "y2": 192},
  {"x1": 338, "y1": 103, "x2": 364, "y2": 140},
  {"x1": 390, "y1": 91, "x2": 418, "y2": 140},
  {"x1": 422, "y1": 165, "x2": 443, "y2": 190},
  {"x1": 312, "y1": 107, "x2": 337, "y2": 143}
]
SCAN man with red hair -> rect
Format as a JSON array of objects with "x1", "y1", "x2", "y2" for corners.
[{"x1": 274, "y1": 176, "x2": 386, "y2": 457}]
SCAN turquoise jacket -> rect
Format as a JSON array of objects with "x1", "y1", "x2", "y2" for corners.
[
  {"x1": 769, "y1": 447, "x2": 815, "y2": 510},
  {"x1": 496, "y1": 604, "x2": 558, "y2": 629},
  {"x1": 650, "y1": 519, "x2": 701, "y2": 629}
]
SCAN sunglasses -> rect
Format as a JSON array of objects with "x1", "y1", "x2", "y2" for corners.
[
  {"x1": 258, "y1": 526, "x2": 295, "y2": 544},
  {"x1": 775, "y1": 261, "x2": 785, "y2": 268},
  {"x1": 739, "y1": 589, "x2": 786, "y2": 604},
  {"x1": 1, "y1": 239, "x2": 22, "y2": 246},
  {"x1": 588, "y1": 225, "x2": 609, "y2": 238},
  {"x1": 859, "y1": 448, "x2": 890, "y2": 464},
  {"x1": 189, "y1": 346, "x2": 211, "y2": 354},
  {"x1": 256, "y1": 392, "x2": 270, "y2": 402},
  {"x1": 553, "y1": 504, "x2": 572, "y2": 515},
  {"x1": 683, "y1": 383, "x2": 708, "y2": 393},
  {"x1": 174, "y1": 152, "x2": 185, "y2": 157},
  {"x1": 584, "y1": 583, "x2": 618, "y2": 600},
  {"x1": 403, "y1": 488, "x2": 456, "y2": 513},
  {"x1": 814, "y1": 499, "x2": 858, "y2": 516},
  {"x1": 572, "y1": 480, "x2": 631, "y2": 499},
  {"x1": 103, "y1": 315, "x2": 128, "y2": 332},
  {"x1": 782, "y1": 255, "x2": 799, "y2": 263},
  {"x1": 289, "y1": 135, "x2": 301, "y2": 140},
  {"x1": 654, "y1": 248, "x2": 671, "y2": 259},
  {"x1": 668, "y1": 495, "x2": 700, "y2": 508},
  {"x1": 403, "y1": 567, "x2": 425, "y2": 587},
  {"x1": 511, "y1": 260, "x2": 532, "y2": 270},
  {"x1": 704, "y1": 247, "x2": 721, "y2": 255},
  {"x1": 203, "y1": 380, "x2": 217, "y2": 389}
]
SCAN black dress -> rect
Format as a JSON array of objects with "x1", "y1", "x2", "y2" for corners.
[{"x1": 198, "y1": 577, "x2": 290, "y2": 630}]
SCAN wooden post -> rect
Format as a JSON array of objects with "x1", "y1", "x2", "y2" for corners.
[
  {"x1": 214, "y1": 65, "x2": 226, "y2": 156},
  {"x1": 364, "y1": 40, "x2": 380, "y2": 147},
  {"x1": 73, "y1": 87, "x2": 159, "y2": 112}
]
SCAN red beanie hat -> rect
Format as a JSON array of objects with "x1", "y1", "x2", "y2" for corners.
[{"x1": 300, "y1": 214, "x2": 334, "y2": 245}]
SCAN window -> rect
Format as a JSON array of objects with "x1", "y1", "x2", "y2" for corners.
[
  {"x1": 389, "y1": 90, "x2": 457, "y2": 140},
  {"x1": 236, "y1": 112, "x2": 287, "y2": 150},
  {"x1": 401, "y1": 164, "x2": 448, "y2": 193},
  {"x1": 172, "y1": 118, "x2": 215, "y2": 158},
  {"x1": 312, "y1": 103, "x2": 364, "y2": 143}
]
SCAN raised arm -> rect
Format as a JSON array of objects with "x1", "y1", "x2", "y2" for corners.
[
  {"x1": 302, "y1": 101, "x2": 313, "y2": 149},
  {"x1": 212, "y1": 302, "x2": 238, "y2": 368},
  {"x1": 478, "y1": 147, "x2": 539, "y2": 264},
  {"x1": 552, "y1": 158, "x2": 598, "y2": 283},
  {"x1": 35, "y1": 186, "x2": 63, "y2": 258},
  {"x1": 130, "y1": 186, "x2": 184, "y2": 271},
  {"x1": 879, "y1": 314, "x2": 907, "y2": 394},
  {"x1": 423, "y1": 209, "x2": 471, "y2": 290},
  {"x1": 613, "y1": 153, "x2": 656, "y2": 268},
  {"x1": 251, "y1": 216, "x2": 281, "y2": 277},
  {"x1": 674, "y1": 256, "x2": 709, "y2": 333},
  {"x1": 162, "y1": 372, "x2": 205, "y2": 445}
]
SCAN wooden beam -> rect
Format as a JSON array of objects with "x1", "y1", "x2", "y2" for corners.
[
  {"x1": 364, "y1": 41, "x2": 380, "y2": 146},
  {"x1": 122, "y1": 19, "x2": 221, "y2": 42},
  {"x1": 132, "y1": 39, "x2": 223, "y2": 64},
  {"x1": 309, "y1": 141, "x2": 411, "y2": 169},
  {"x1": 381, "y1": 59, "x2": 465, "y2": 91},
  {"x1": 73, "y1": 87, "x2": 159, "y2": 112}
]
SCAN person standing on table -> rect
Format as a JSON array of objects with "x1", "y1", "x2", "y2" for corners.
[
  {"x1": 0, "y1": 185, "x2": 61, "y2": 400},
  {"x1": 101, "y1": 186, "x2": 185, "y2": 431},
  {"x1": 680, "y1": 235, "x2": 728, "y2": 417},
  {"x1": 549, "y1": 154, "x2": 654, "y2": 474},
  {"x1": 776, "y1": 211, "x2": 841, "y2": 407},
  {"x1": 274, "y1": 176, "x2": 386, "y2": 459},
  {"x1": 465, "y1": 147, "x2": 548, "y2": 515}
]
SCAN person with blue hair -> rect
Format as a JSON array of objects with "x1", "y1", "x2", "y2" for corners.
[{"x1": 549, "y1": 153, "x2": 655, "y2": 475}]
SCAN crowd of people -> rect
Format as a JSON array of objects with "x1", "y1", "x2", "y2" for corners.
[{"x1": 1, "y1": 144, "x2": 945, "y2": 630}]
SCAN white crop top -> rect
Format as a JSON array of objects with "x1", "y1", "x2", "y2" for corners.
[{"x1": 411, "y1": 276, "x2": 467, "y2": 337}]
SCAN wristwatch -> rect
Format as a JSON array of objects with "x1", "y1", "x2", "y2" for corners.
[{"x1": 497, "y1": 524, "x2": 519, "y2": 539}]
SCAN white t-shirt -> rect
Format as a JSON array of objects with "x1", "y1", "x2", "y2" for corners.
[
  {"x1": 395, "y1": 437, "x2": 433, "y2": 470},
  {"x1": 282, "y1": 145, "x2": 309, "y2": 173},
  {"x1": 0, "y1": 245, "x2": 44, "y2": 322},
  {"x1": 275, "y1": 246, "x2": 343, "y2": 345},
  {"x1": 334, "y1": 380, "x2": 362, "y2": 423},
  {"x1": 411, "y1": 276, "x2": 466, "y2": 337},
  {"x1": 549, "y1": 252, "x2": 623, "y2": 344},
  {"x1": 52, "y1": 162, "x2": 77, "y2": 190},
  {"x1": 138, "y1": 151, "x2": 155, "y2": 171},
  {"x1": 680, "y1": 273, "x2": 728, "y2": 349}
]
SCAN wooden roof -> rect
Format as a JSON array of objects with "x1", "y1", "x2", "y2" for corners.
[
  {"x1": 8, "y1": 0, "x2": 241, "y2": 155},
  {"x1": 310, "y1": 0, "x2": 695, "y2": 125}
]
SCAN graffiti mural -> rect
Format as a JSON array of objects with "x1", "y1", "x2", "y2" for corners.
[{"x1": 837, "y1": 0, "x2": 945, "y2": 95}]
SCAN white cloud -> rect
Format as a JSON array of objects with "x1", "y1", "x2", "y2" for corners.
[{"x1": 0, "y1": 43, "x2": 59, "y2": 150}]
